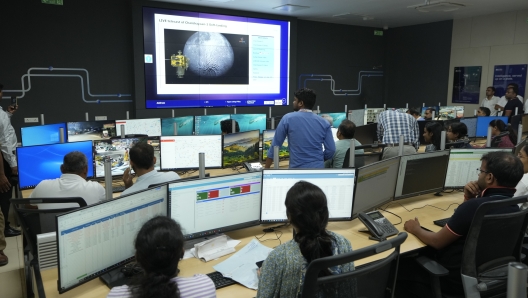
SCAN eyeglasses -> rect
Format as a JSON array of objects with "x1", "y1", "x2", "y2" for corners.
[{"x1": 476, "y1": 168, "x2": 488, "y2": 175}]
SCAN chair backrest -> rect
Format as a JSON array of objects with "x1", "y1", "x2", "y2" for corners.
[
  {"x1": 301, "y1": 232, "x2": 407, "y2": 298},
  {"x1": 342, "y1": 144, "x2": 386, "y2": 168},
  {"x1": 461, "y1": 196, "x2": 528, "y2": 279},
  {"x1": 10, "y1": 197, "x2": 87, "y2": 256}
]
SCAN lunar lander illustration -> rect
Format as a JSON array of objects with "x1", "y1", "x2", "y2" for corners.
[{"x1": 170, "y1": 50, "x2": 190, "y2": 78}]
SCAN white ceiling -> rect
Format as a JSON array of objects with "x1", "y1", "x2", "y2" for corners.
[{"x1": 153, "y1": 0, "x2": 528, "y2": 28}]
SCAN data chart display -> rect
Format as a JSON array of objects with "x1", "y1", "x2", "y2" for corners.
[{"x1": 160, "y1": 135, "x2": 223, "y2": 169}]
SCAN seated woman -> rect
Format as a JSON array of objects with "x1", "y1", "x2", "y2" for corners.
[
  {"x1": 515, "y1": 145, "x2": 528, "y2": 201},
  {"x1": 107, "y1": 216, "x2": 216, "y2": 298},
  {"x1": 477, "y1": 107, "x2": 491, "y2": 116},
  {"x1": 446, "y1": 122, "x2": 473, "y2": 148},
  {"x1": 256, "y1": 181, "x2": 356, "y2": 298},
  {"x1": 489, "y1": 119, "x2": 517, "y2": 148},
  {"x1": 423, "y1": 121, "x2": 444, "y2": 152}
]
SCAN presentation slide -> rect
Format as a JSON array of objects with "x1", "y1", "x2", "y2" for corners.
[
  {"x1": 161, "y1": 116, "x2": 194, "y2": 136},
  {"x1": 142, "y1": 7, "x2": 290, "y2": 109},
  {"x1": 21, "y1": 123, "x2": 67, "y2": 146},
  {"x1": 160, "y1": 135, "x2": 222, "y2": 169}
]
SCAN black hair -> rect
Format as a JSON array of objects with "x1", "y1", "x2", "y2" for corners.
[
  {"x1": 487, "y1": 86, "x2": 495, "y2": 92},
  {"x1": 407, "y1": 108, "x2": 420, "y2": 116},
  {"x1": 507, "y1": 86, "x2": 518, "y2": 96},
  {"x1": 130, "y1": 142, "x2": 155, "y2": 170},
  {"x1": 449, "y1": 122, "x2": 468, "y2": 139},
  {"x1": 294, "y1": 88, "x2": 316, "y2": 109},
  {"x1": 62, "y1": 151, "x2": 88, "y2": 174},
  {"x1": 0, "y1": 84, "x2": 3, "y2": 91},
  {"x1": 523, "y1": 145, "x2": 528, "y2": 157},
  {"x1": 478, "y1": 107, "x2": 491, "y2": 116},
  {"x1": 424, "y1": 108, "x2": 434, "y2": 119},
  {"x1": 489, "y1": 119, "x2": 517, "y2": 145},
  {"x1": 129, "y1": 216, "x2": 184, "y2": 298},
  {"x1": 220, "y1": 119, "x2": 240, "y2": 134},
  {"x1": 338, "y1": 119, "x2": 356, "y2": 139},
  {"x1": 480, "y1": 152, "x2": 523, "y2": 187},
  {"x1": 285, "y1": 181, "x2": 335, "y2": 280},
  {"x1": 424, "y1": 121, "x2": 443, "y2": 149}
]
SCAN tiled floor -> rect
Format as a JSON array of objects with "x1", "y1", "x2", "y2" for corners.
[{"x1": 0, "y1": 235, "x2": 25, "y2": 298}]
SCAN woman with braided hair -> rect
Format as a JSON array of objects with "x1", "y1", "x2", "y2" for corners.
[{"x1": 256, "y1": 181, "x2": 356, "y2": 298}]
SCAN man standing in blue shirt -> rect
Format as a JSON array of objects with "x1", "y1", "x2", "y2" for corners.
[{"x1": 265, "y1": 89, "x2": 335, "y2": 168}]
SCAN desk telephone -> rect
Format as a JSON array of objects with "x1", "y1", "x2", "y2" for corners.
[{"x1": 358, "y1": 211, "x2": 398, "y2": 241}]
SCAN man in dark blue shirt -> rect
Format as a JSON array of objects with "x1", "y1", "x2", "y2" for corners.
[{"x1": 265, "y1": 89, "x2": 335, "y2": 168}]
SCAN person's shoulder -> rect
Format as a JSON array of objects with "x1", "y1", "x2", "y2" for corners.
[
  {"x1": 328, "y1": 230, "x2": 351, "y2": 246},
  {"x1": 107, "y1": 285, "x2": 131, "y2": 298}
]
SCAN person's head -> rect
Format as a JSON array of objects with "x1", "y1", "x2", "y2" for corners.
[
  {"x1": 60, "y1": 151, "x2": 88, "y2": 178},
  {"x1": 477, "y1": 107, "x2": 491, "y2": 116},
  {"x1": 489, "y1": 119, "x2": 508, "y2": 136},
  {"x1": 129, "y1": 142, "x2": 155, "y2": 172},
  {"x1": 447, "y1": 122, "x2": 468, "y2": 141},
  {"x1": 131, "y1": 216, "x2": 184, "y2": 298},
  {"x1": 423, "y1": 121, "x2": 443, "y2": 148},
  {"x1": 485, "y1": 86, "x2": 495, "y2": 97},
  {"x1": 407, "y1": 108, "x2": 421, "y2": 119},
  {"x1": 506, "y1": 87, "x2": 518, "y2": 100},
  {"x1": 424, "y1": 108, "x2": 434, "y2": 120},
  {"x1": 478, "y1": 152, "x2": 523, "y2": 190},
  {"x1": 220, "y1": 119, "x2": 240, "y2": 135},
  {"x1": 337, "y1": 119, "x2": 356, "y2": 140},
  {"x1": 285, "y1": 181, "x2": 334, "y2": 277},
  {"x1": 508, "y1": 83, "x2": 519, "y2": 92},
  {"x1": 293, "y1": 88, "x2": 316, "y2": 111},
  {"x1": 320, "y1": 114, "x2": 333, "y2": 127},
  {"x1": 518, "y1": 146, "x2": 528, "y2": 174}
]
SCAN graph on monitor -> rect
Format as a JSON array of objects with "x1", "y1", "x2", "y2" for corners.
[{"x1": 160, "y1": 135, "x2": 223, "y2": 169}]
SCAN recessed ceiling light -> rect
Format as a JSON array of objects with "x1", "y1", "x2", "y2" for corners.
[
  {"x1": 198, "y1": 0, "x2": 233, "y2": 3},
  {"x1": 273, "y1": 4, "x2": 310, "y2": 12},
  {"x1": 409, "y1": 1, "x2": 465, "y2": 12}
]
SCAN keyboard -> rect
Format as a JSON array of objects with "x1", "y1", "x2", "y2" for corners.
[
  {"x1": 112, "y1": 186, "x2": 126, "y2": 193},
  {"x1": 433, "y1": 217, "x2": 450, "y2": 227},
  {"x1": 206, "y1": 271, "x2": 236, "y2": 289}
]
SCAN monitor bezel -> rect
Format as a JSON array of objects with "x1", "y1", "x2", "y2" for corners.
[
  {"x1": 55, "y1": 184, "x2": 168, "y2": 294},
  {"x1": 159, "y1": 135, "x2": 224, "y2": 171},
  {"x1": 20, "y1": 122, "x2": 68, "y2": 147},
  {"x1": 167, "y1": 172, "x2": 262, "y2": 240}
]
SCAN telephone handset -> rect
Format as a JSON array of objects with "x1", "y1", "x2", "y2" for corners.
[{"x1": 358, "y1": 211, "x2": 398, "y2": 241}]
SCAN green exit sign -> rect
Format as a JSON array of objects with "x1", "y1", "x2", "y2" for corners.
[
  {"x1": 42, "y1": 0, "x2": 63, "y2": 5},
  {"x1": 374, "y1": 30, "x2": 383, "y2": 36}
]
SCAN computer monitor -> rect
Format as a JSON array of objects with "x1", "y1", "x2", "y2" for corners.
[
  {"x1": 262, "y1": 129, "x2": 289, "y2": 160},
  {"x1": 515, "y1": 139, "x2": 527, "y2": 156},
  {"x1": 353, "y1": 123, "x2": 377, "y2": 145},
  {"x1": 266, "y1": 115, "x2": 284, "y2": 130},
  {"x1": 522, "y1": 114, "x2": 528, "y2": 133},
  {"x1": 222, "y1": 130, "x2": 260, "y2": 168},
  {"x1": 444, "y1": 148, "x2": 514, "y2": 189},
  {"x1": 230, "y1": 114, "x2": 266, "y2": 133},
  {"x1": 438, "y1": 106, "x2": 464, "y2": 120},
  {"x1": 21, "y1": 123, "x2": 67, "y2": 146},
  {"x1": 115, "y1": 118, "x2": 162, "y2": 137},
  {"x1": 161, "y1": 116, "x2": 194, "y2": 136},
  {"x1": 17, "y1": 140, "x2": 94, "y2": 190},
  {"x1": 421, "y1": 106, "x2": 440, "y2": 118},
  {"x1": 261, "y1": 169, "x2": 356, "y2": 222},
  {"x1": 352, "y1": 157, "x2": 400, "y2": 218},
  {"x1": 331, "y1": 127, "x2": 339, "y2": 142},
  {"x1": 476, "y1": 116, "x2": 509, "y2": 137},
  {"x1": 194, "y1": 114, "x2": 230, "y2": 135},
  {"x1": 94, "y1": 137, "x2": 149, "y2": 178},
  {"x1": 461, "y1": 117, "x2": 478, "y2": 138},
  {"x1": 67, "y1": 120, "x2": 117, "y2": 142},
  {"x1": 321, "y1": 113, "x2": 346, "y2": 128},
  {"x1": 56, "y1": 185, "x2": 168, "y2": 293},
  {"x1": 160, "y1": 135, "x2": 223, "y2": 170},
  {"x1": 348, "y1": 109, "x2": 365, "y2": 126},
  {"x1": 364, "y1": 108, "x2": 385, "y2": 123},
  {"x1": 168, "y1": 172, "x2": 262, "y2": 240},
  {"x1": 394, "y1": 150, "x2": 450, "y2": 200}
]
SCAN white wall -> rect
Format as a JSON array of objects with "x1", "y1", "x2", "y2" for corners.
[{"x1": 447, "y1": 10, "x2": 528, "y2": 116}]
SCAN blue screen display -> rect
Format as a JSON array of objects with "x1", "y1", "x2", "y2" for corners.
[
  {"x1": 161, "y1": 116, "x2": 194, "y2": 136},
  {"x1": 194, "y1": 115, "x2": 230, "y2": 135},
  {"x1": 476, "y1": 116, "x2": 509, "y2": 137},
  {"x1": 230, "y1": 114, "x2": 266, "y2": 133},
  {"x1": 17, "y1": 141, "x2": 94, "y2": 189},
  {"x1": 321, "y1": 113, "x2": 346, "y2": 128},
  {"x1": 21, "y1": 123, "x2": 67, "y2": 146}
]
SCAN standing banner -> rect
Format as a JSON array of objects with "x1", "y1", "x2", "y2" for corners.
[
  {"x1": 452, "y1": 66, "x2": 482, "y2": 104},
  {"x1": 493, "y1": 64, "x2": 527, "y2": 98}
]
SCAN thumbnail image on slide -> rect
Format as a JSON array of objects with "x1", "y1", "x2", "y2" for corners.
[{"x1": 164, "y1": 30, "x2": 249, "y2": 85}]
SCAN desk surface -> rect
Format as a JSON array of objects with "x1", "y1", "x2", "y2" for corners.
[{"x1": 41, "y1": 191, "x2": 462, "y2": 298}]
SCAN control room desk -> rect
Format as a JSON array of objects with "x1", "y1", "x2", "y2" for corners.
[{"x1": 40, "y1": 191, "x2": 462, "y2": 298}]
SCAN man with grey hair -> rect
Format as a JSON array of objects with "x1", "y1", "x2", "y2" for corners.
[{"x1": 29, "y1": 151, "x2": 105, "y2": 209}]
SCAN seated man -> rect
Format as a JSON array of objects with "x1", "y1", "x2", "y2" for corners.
[
  {"x1": 29, "y1": 151, "x2": 105, "y2": 208},
  {"x1": 402, "y1": 151, "x2": 523, "y2": 296},
  {"x1": 121, "y1": 142, "x2": 180, "y2": 196},
  {"x1": 325, "y1": 119, "x2": 364, "y2": 168}
]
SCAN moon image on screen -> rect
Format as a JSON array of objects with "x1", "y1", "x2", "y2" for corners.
[{"x1": 183, "y1": 32, "x2": 234, "y2": 77}]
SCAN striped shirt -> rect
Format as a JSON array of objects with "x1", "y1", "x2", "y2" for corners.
[
  {"x1": 106, "y1": 274, "x2": 216, "y2": 298},
  {"x1": 377, "y1": 110, "x2": 420, "y2": 149}
]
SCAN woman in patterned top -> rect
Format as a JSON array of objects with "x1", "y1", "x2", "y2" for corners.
[
  {"x1": 446, "y1": 122, "x2": 473, "y2": 149},
  {"x1": 423, "y1": 121, "x2": 444, "y2": 152},
  {"x1": 107, "y1": 216, "x2": 216, "y2": 298},
  {"x1": 256, "y1": 181, "x2": 356, "y2": 298}
]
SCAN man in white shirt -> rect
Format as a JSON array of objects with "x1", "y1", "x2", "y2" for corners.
[
  {"x1": 29, "y1": 151, "x2": 105, "y2": 209},
  {"x1": 480, "y1": 86, "x2": 499, "y2": 116},
  {"x1": 0, "y1": 84, "x2": 20, "y2": 237},
  {"x1": 121, "y1": 142, "x2": 180, "y2": 196},
  {"x1": 495, "y1": 83, "x2": 523, "y2": 112}
]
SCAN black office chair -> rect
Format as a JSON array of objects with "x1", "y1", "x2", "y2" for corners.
[
  {"x1": 10, "y1": 197, "x2": 87, "y2": 298},
  {"x1": 300, "y1": 232, "x2": 407, "y2": 298},
  {"x1": 342, "y1": 144, "x2": 386, "y2": 168},
  {"x1": 415, "y1": 196, "x2": 528, "y2": 298}
]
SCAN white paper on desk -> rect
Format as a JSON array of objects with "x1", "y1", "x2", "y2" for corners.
[
  {"x1": 213, "y1": 239, "x2": 273, "y2": 290},
  {"x1": 183, "y1": 236, "x2": 241, "y2": 260}
]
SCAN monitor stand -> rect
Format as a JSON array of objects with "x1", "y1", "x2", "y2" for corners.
[{"x1": 100, "y1": 266, "x2": 129, "y2": 289}]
